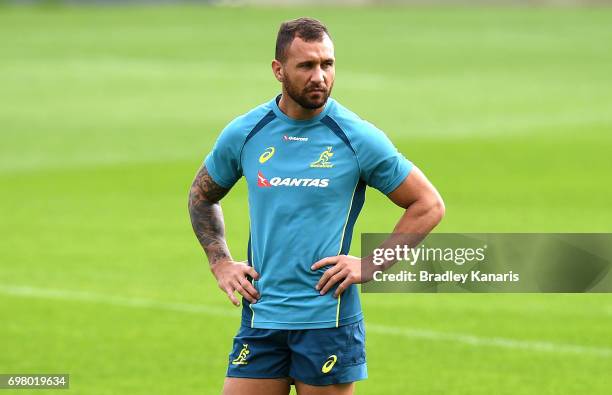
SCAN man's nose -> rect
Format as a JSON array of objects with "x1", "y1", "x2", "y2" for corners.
[{"x1": 311, "y1": 65, "x2": 325, "y2": 84}]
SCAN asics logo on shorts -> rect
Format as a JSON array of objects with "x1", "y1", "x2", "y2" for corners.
[{"x1": 321, "y1": 354, "x2": 337, "y2": 373}]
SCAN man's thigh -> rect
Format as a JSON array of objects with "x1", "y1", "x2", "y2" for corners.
[
  {"x1": 288, "y1": 320, "x2": 367, "y2": 386},
  {"x1": 294, "y1": 381, "x2": 354, "y2": 395},
  {"x1": 226, "y1": 325, "x2": 291, "y2": 380},
  {"x1": 223, "y1": 377, "x2": 291, "y2": 395}
]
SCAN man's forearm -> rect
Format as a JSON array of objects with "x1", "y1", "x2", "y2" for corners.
[
  {"x1": 392, "y1": 194, "x2": 445, "y2": 239},
  {"x1": 367, "y1": 196, "x2": 445, "y2": 273},
  {"x1": 188, "y1": 166, "x2": 231, "y2": 267}
]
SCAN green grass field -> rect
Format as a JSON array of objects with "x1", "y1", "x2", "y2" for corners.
[{"x1": 1, "y1": 5, "x2": 611, "y2": 394}]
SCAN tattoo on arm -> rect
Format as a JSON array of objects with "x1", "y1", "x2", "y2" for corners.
[{"x1": 188, "y1": 165, "x2": 232, "y2": 266}]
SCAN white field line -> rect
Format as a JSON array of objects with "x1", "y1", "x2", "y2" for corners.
[
  {"x1": 0, "y1": 285, "x2": 235, "y2": 318},
  {"x1": 0, "y1": 284, "x2": 610, "y2": 358},
  {"x1": 365, "y1": 324, "x2": 611, "y2": 357}
]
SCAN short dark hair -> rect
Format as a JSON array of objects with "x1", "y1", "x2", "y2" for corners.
[{"x1": 275, "y1": 17, "x2": 330, "y2": 63}]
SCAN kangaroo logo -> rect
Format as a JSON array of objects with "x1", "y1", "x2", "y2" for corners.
[
  {"x1": 231, "y1": 344, "x2": 250, "y2": 365},
  {"x1": 310, "y1": 146, "x2": 334, "y2": 168}
]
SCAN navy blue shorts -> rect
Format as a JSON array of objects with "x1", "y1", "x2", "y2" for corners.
[{"x1": 226, "y1": 320, "x2": 367, "y2": 386}]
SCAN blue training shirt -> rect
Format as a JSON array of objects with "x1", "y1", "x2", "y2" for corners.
[{"x1": 205, "y1": 95, "x2": 412, "y2": 329}]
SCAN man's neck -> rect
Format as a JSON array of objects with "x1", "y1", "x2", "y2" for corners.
[{"x1": 278, "y1": 92, "x2": 325, "y2": 120}]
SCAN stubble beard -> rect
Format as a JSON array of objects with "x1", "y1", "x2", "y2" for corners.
[{"x1": 283, "y1": 76, "x2": 333, "y2": 110}]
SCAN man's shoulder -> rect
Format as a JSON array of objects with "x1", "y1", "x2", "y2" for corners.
[
  {"x1": 221, "y1": 99, "x2": 275, "y2": 138},
  {"x1": 326, "y1": 98, "x2": 385, "y2": 140}
]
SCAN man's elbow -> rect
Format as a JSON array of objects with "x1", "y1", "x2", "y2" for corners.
[
  {"x1": 433, "y1": 196, "x2": 446, "y2": 224},
  {"x1": 425, "y1": 194, "x2": 445, "y2": 225}
]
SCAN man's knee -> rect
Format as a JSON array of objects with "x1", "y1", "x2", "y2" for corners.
[
  {"x1": 294, "y1": 380, "x2": 354, "y2": 395},
  {"x1": 222, "y1": 377, "x2": 291, "y2": 395}
]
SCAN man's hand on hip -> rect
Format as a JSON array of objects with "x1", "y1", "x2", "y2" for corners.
[
  {"x1": 311, "y1": 255, "x2": 375, "y2": 298},
  {"x1": 212, "y1": 261, "x2": 260, "y2": 306}
]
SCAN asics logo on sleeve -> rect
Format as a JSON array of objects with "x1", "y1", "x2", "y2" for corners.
[{"x1": 257, "y1": 171, "x2": 329, "y2": 188}]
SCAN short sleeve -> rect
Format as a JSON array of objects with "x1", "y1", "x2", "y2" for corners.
[
  {"x1": 357, "y1": 123, "x2": 413, "y2": 194},
  {"x1": 204, "y1": 123, "x2": 244, "y2": 189}
]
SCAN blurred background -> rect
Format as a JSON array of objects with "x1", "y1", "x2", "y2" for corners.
[{"x1": 1, "y1": 1, "x2": 611, "y2": 394}]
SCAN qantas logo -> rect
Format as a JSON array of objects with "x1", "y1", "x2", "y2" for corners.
[
  {"x1": 257, "y1": 171, "x2": 271, "y2": 187},
  {"x1": 257, "y1": 171, "x2": 329, "y2": 188}
]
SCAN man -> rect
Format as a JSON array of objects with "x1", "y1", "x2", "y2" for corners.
[{"x1": 189, "y1": 17, "x2": 444, "y2": 395}]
